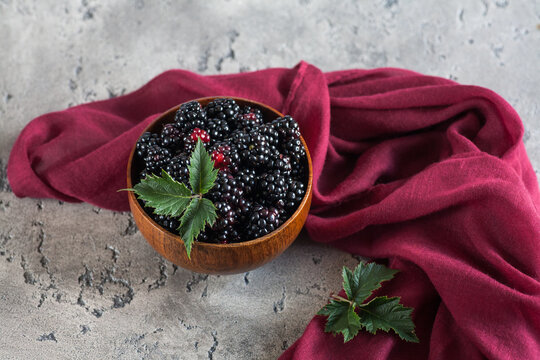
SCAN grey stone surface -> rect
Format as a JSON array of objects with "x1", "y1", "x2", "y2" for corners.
[{"x1": 0, "y1": 1, "x2": 538, "y2": 359}]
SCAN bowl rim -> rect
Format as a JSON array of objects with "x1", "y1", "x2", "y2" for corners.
[{"x1": 126, "y1": 96, "x2": 313, "y2": 250}]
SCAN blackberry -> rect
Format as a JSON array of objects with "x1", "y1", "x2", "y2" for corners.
[
  {"x1": 208, "y1": 171, "x2": 244, "y2": 206},
  {"x1": 175, "y1": 101, "x2": 207, "y2": 133},
  {"x1": 282, "y1": 138, "x2": 306, "y2": 163},
  {"x1": 238, "y1": 106, "x2": 263, "y2": 129},
  {"x1": 242, "y1": 129, "x2": 280, "y2": 169},
  {"x1": 210, "y1": 143, "x2": 241, "y2": 173},
  {"x1": 153, "y1": 214, "x2": 180, "y2": 234},
  {"x1": 246, "y1": 205, "x2": 281, "y2": 239},
  {"x1": 165, "y1": 154, "x2": 190, "y2": 184},
  {"x1": 273, "y1": 154, "x2": 292, "y2": 175},
  {"x1": 190, "y1": 128, "x2": 211, "y2": 143},
  {"x1": 217, "y1": 226, "x2": 241, "y2": 244},
  {"x1": 136, "y1": 132, "x2": 160, "y2": 158},
  {"x1": 205, "y1": 98, "x2": 241, "y2": 126},
  {"x1": 258, "y1": 171, "x2": 288, "y2": 205},
  {"x1": 235, "y1": 168, "x2": 257, "y2": 194},
  {"x1": 160, "y1": 123, "x2": 183, "y2": 148},
  {"x1": 144, "y1": 145, "x2": 172, "y2": 174},
  {"x1": 213, "y1": 201, "x2": 237, "y2": 229},
  {"x1": 284, "y1": 179, "x2": 306, "y2": 212},
  {"x1": 257, "y1": 124, "x2": 280, "y2": 147},
  {"x1": 235, "y1": 197, "x2": 252, "y2": 223},
  {"x1": 182, "y1": 134, "x2": 196, "y2": 154},
  {"x1": 206, "y1": 118, "x2": 231, "y2": 142},
  {"x1": 270, "y1": 115, "x2": 301, "y2": 141},
  {"x1": 183, "y1": 128, "x2": 210, "y2": 153},
  {"x1": 227, "y1": 129, "x2": 251, "y2": 151}
]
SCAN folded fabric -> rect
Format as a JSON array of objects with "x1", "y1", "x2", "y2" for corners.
[{"x1": 8, "y1": 61, "x2": 540, "y2": 359}]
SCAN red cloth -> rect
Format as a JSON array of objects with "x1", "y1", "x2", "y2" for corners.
[{"x1": 8, "y1": 62, "x2": 540, "y2": 359}]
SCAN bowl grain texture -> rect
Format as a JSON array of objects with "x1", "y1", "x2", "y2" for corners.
[{"x1": 127, "y1": 97, "x2": 313, "y2": 274}]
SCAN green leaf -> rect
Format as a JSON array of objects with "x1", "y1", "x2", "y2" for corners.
[
  {"x1": 177, "y1": 197, "x2": 217, "y2": 258},
  {"x1": 358, "y1": 296, "x2": 419, "y2": 343},
  {"x1": 345, "y1": 262, "x2": 399, "y2": 304},
  {"x1": 317, "y1": 300, "x2": 362, "y2": 343},
  {"x1": 188, "y1": 138, "x2": 218, "y2": 195},
  {"x1": 131, "y1": 170, "x2": 192, "y2": 218}
]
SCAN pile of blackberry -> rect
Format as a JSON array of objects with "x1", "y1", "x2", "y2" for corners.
[{"x1": 135, "y1": 99, "x2": 307, "y2": 244}]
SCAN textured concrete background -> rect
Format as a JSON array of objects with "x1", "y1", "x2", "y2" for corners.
[{"x1": 1, "y1": 1, "x2": 539, "y2": 359}]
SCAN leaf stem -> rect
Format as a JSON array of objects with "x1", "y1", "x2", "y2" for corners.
[{"x1": 331, "y1": 294, "x2": 353, "y2": 304}]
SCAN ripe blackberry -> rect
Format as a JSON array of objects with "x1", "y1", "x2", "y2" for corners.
[
  {"x1": 246, "y1": 205, "x2": 281, "y2": 239},
  {"x1": 258, "y1": 171, "x2": 288, "y2": 204},
  {"x1": 213, "y1": 201, "x2": 237, "y2": 230},
  {"x1": 238, "y1": 106, "x2": 263, "y2": 129},
  {"x1": 205, "y1": 98, "x2": 240, "y2": 126},
  {"x1": 217, "y1": 226, "x2": 241, "y2": 244},
  {"x1": 236, "y1": 168, "x2": 257, "y2": 194},
  {"x1": 242, "y1": 129, "x2": 280, "y2": 169},
  {"x1": 235, "y1": 198, "x2": 252, "y2": 223},
  {"x1": 284, "y1": 179, "x2": 306, "y2": 212},
  {"x1": 153, "y1": 214, "x2": 180, "y2": 234},
  {"x1": 165, "y1": 154, "x2": 190, "y2": 184},
  {"x1": 182, "y1": 134, "x2": 195, "y2": 154},
  {"x1": 282, "y1": 138, "x2": 306, "y2": 163},
  {"x1": 160, "y1": 123, "x2": 183, "y2": 148},
  {"x1": 210, "y1": 143, "x2": 241, "y2": 173},
  {"x1": 206, "y1": 118, "x2": 231, "y2": 142},
  {"x1": 175, "y1": 101, "x2": 207, "y2": 133},
  {"x1": 257, "y1": 124, "x2": 280, "y2": 147},
  {"x1": 208, "y1": 171, "x2": 244, "y2": 206},
  {"x1": 273, "y1": 154, "x2": 292, "y2": 175},
  {"x1": 270, "y1": 115, "x2": 301, "y2": 141},
  {"x1": 144, "y1": 145, "x2": 172, "y2": 174},
  {"x1": 136, "y1": 132, "x2": 160, "y2": 158},
  {"x1": 227, "y1": 129, "x2": 251, "y2": 151}
]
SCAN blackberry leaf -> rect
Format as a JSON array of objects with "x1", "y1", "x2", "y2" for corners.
[
  {"x1": 188, "y1": 138, "x2": 218, "y2": 195},
  {"x1": 130, "y1": 170, "x2": 192, "y2": 218},
  {"x1": 344, "y1": 262, "x2": 398, "y2": 304},
  {"x1": 177, "y1": 197, "x2": 217, "y2": 258},
  {"x1": 318, "y1": 262, "x2": 417, "y2": 343},
  {"x1": 317, "y1": 300, "x2": 362, "y2": 343},
  {"x1": 358, "y1": 296, "x2": 418, "y2": 343}
]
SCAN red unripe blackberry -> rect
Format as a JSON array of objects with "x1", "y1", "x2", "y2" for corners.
[
  {"x1": 190, "y1": 128, "x2": 211, "y2": 143},
  {"x1": 210, "y1": 143, "x2": 241, "y2": 173}
]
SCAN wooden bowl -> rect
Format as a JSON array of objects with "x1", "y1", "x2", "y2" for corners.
[{"x1": 127, "y1": 97, "x2": 313, "y2": 274}]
